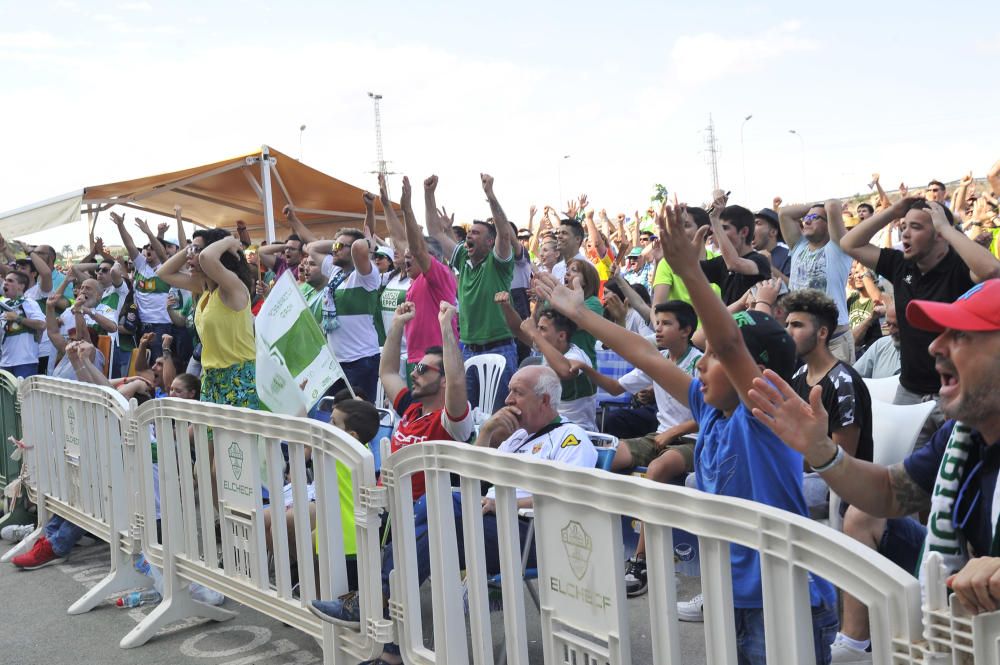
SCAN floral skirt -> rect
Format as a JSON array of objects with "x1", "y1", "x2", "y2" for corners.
[{"x1": 200, "y1": 359, "x2": 259, "y2": 409}]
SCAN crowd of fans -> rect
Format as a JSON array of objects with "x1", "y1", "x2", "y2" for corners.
[{"x1": 3, "y1": 160, "x2": 1000, "y2": 665}]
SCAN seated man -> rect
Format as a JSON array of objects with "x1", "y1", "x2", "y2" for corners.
[
  {"x1": 853, "y1": 299, "x2": 901, "y2": 379},
  {"x1": 309, "y1": 365, "x2": 596, "y2": 665},
  {"x1": 381, "y1": 300, "x2": 474, "y2": 502},
  {"x1": 748, "y1": 279, "x2": 1000, "y2": 662}
]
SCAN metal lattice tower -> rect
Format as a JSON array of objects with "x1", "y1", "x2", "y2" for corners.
[
  {"x1": 704, "y1": 113, "x2": 720, "y2": 191},
  {"x1": 367, "y1": 92, "x2": 394, "y2": 179}
]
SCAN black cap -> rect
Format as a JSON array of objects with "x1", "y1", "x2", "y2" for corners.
[{"x1": 732, "y1": 310, "x2": 797, "y2": 381}]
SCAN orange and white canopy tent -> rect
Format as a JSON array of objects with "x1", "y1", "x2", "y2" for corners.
[{"x1": 0, "y1": 145, "x2": 394, "y2": 244}]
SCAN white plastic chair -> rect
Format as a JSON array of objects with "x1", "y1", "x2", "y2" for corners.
[
  {"x1": 863, "y1": 375, "x2": 901, "y2": 403},
  {"x1": 829, "y1": 399, "x2": 937, "y2": 530},
  {"x1": 464, "y1": 353, "x2": 507, "y2": 419}
]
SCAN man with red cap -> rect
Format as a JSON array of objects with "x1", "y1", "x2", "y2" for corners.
[{"x1": 747, "y1": 279, "x2": 1000, "y2": 663}]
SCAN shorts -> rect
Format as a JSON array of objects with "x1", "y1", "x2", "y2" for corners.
[
  {"x1": 623, "y1": 433, "x2": 695, "y2": 470},
  {"x1": 878, "y1": 517, "x2": 927, "y2": 576}
]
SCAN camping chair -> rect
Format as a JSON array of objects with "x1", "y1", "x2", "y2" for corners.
[
  {"x1": 96, "y1": 335, "x2": 115, "y2": 379},
  {"x1": 863, "y1": 374, "x2": 901, "y2": 403},
  {"x1": 490, "y1": 432, "x2": 618, "y2": 664},
  {"x1": 828, "y1": 399, "x2": 937, "y2": 530},
  {"x1": 594, "y1": 348, "x2": 634, "y2": 430},
  {"x1": 464, "y1": 353, "x2": 507, "y2": 423}
]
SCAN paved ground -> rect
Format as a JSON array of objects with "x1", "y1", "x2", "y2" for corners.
[{"x1": 1, "y1": 537, "x2": 708, "y2": 664}]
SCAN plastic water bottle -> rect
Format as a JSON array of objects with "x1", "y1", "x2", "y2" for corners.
[
  {"x1": 189, "y1": 582, "x2": 225, "y2": 606},
  {"x1": 134, "y1": 552, "x2": 164, "y2": 595},
  {"x1": 116, "y1": 589, "x2": 162, "y2": 608},
  {"x1": 674, "y1": 542, "x2": 699, "y2": 577}
]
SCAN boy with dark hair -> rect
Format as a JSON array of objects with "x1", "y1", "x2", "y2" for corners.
[
  {"x1": 701, "y1": 195, "x2": 772, "y2": 305},
  {"x1": 783, "y1": 288, "x2": 874, "y2": 464},
  {"x1": 1, "y1": 271, "x2": 46, "y2": 377},
  {"x1": 533, "y1": 199, "x2": 838, "y2": 664},
  {"x1": 551, "y1": 218, "x2": 587, "y2": 284}
]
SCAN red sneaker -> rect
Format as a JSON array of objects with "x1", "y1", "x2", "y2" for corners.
[{"x1": 11, "y1": 536, "x2": 65, "y2": 570}]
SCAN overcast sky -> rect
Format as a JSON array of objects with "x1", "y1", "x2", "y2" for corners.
[{"x1": 3, "y1": 0, "x2": 999, "y2": 247}]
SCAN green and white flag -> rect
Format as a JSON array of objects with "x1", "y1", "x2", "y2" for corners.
[{"x1": 255, "y1": 272, "x2": 348, "y2": 415}]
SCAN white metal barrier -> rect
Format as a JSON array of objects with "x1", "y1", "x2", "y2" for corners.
[
  {"x1": 381, "y1": 440, "x2": 927, "y2": 665},
  {"x1": 123, "y1": 397, "x2": 392, "y2": 663},
  {"x1": 0, "y1": 376, "x2": 148, "y2": 614}
]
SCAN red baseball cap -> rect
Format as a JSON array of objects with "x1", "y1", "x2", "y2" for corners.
[{"x1": 906, "y1": 279, "x2": 1000, "y2": 333}]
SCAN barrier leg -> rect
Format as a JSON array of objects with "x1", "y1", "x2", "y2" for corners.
[
  {"x1": 119, "y1": 578, "x2": 237, "y2": 649},
  {"x1": 67, "y1": 547, "x2": 152, "y2": 615},
  {"x1": 0, "y1": 526, "x2": 42, "y2": 563}
]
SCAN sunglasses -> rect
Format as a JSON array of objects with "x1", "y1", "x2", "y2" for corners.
[
  {"x1": 802, "y1": 214, "x2": 827, "y2": 223},
  {"x1": 332, "y1": 242, "x2": 348, "y2": 251},
  {"x1": 413, "y1": 362, "x2": 442, "y2": 376},
  {"x1": 97, "y1": 267, "x2": 112, "y2": 273}
]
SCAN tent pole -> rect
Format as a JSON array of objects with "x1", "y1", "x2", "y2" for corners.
[
  {"x1": 86, "y1": 205, "x2": 95, "y2": 248},
  {"x1": 260, "y1": 145, "x2": 276, "y2": 244}
]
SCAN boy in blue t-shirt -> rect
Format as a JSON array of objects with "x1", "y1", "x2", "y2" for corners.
[{"x1": 535, "y1": 198, "x2": 838, "y2": 664}]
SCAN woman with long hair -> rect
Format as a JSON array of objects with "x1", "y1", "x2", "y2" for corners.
[
  {"x1": 562, "y1": 258, "x2": 604, "y2": 365},
  {"x1": 157, "y1": 229, "x2": 258, "y2": 408}
]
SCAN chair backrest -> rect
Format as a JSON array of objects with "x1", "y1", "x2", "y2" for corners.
[
  {"x1": 464, "y1": 353, "x2": 507, "y2": 415},
  {"x1": 586, "y1": 431, "x2": 619, "y2": 472},
  {"x1": 594, "y1": 348, "x2": 633, "y2": 405},
  {"x1": 828, "y1": 398, "x2": 936, "y2": 530},
  {"x1": 371, "y1": 408, "x2": 396, "y2": 474},
  {"x1": 863, "y1": 375, "x2": 900, "y2": 403},
  {"x1": 96, "y1": 335, "x2": 114, "y2": 379}
]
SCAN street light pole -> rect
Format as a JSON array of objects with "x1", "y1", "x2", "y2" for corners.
[
  {"x1": 557, "y1": 154, "x2": 570, "y2": 204},
  {"x1": 298, "y1": 124, "x2": 306, "y2": 161},
  {"x1": 740, "y1": 114, "x2": 753, "y2": 203},
  {"x1": 789, "y1": 129, "x2": 806, "y2": 200}
]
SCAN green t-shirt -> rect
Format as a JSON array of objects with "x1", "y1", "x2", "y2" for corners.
[
  {"x1": 450, "y1": 245, "x2": 514, "y2": 345},
  {"x1": 298, "y1": 282, "x2": 324, "y2": 324},
  {"x1": 652, "y1": 250, "x2": 721, "y2": 305},
  {"x1": 570, "y1": 295, "x2": 604, "y2": 367}
]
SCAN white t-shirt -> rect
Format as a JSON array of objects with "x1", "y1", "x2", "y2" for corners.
[
  {"x1": 789, "y1": 239, "x2": 852, "y2": 326},
  {"x1": 550, "y1": 250, "x2": 588, "y2": 285},
  {"x1": 0, "y1": 298, "x2": 44, "y2": 368},
  {"x1": 618, "y1": 343, "x2": 702, "y2": 433},
  {"x1": 24, "y1": 283, "x2": 54, "y2": 359},
  {"x1": 58, "y1": 303, "x2": 116, "y2": 338},
  {"x1": 540, "y1": 343, "x2": 597, "y2": 431},
  {"x1": 487, "y1": 420, "x2": 597, "y2": 500},
  {"x1": 132, "y1": 254, "x2": 172, "y2": 324},
  {"x1": 624, "y1": 308, "x2": 654, "y2": 337},
  {"x1": 321, "y1": 256, "x2": 382, "y2": 362}
]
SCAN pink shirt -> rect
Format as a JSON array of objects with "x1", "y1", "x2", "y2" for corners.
[{"x1": 404, "y1": 256, "x2": 459, "y2": 363}]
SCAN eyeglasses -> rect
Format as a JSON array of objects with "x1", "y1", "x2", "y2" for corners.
[
  {"x1": 802, "y1": 214, "x2": 827, "y2": 223},
  {"x1": 413, "y1": 363, "x2": 442, "y2": 376}
]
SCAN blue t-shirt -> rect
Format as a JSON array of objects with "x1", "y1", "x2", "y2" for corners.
[
  {"x1": 904, "y1": 420, "x2": 999, "y2": 558},
  {"x1": 688, "y1": 379, "x2": 837, "y2": 608}
]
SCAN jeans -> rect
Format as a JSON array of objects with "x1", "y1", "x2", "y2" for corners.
[
  {"x1": 879, "y1": 517, "x2": 927, "y2": 576},
  {"x1": 380, "y1": 493, "x2": 536, "y2": 599},
  {"x1": 141, "y1": 322, "x2": 174, "y2": 366},
  {"x1": 112, "y1": 346, "x2": 133, "y2": 379},
  {"x1": 340, "y1": 353, "x2": 380, "y2": 404},
  {"x1": 461, "y1": 340, "x2": 517, "y2": 414},
  {"x1": 3, "y1": 363, "x2": 37, "y2": 379},
  {"x1": 44, "y1": 515, "x2": 85, "y2": 557},
  {"x1": 734, "y1": 600, "x2": 839, "y2": 665},
  {"x1": 603, "y1": 403, "x2": 659, "y2": 439}
]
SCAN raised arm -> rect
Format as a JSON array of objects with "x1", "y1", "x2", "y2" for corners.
[
  {"x1": 708, "y1": 191, "x2": 759, "y2": 275},
  {"x1": 951, "y1": 173, "x2": 974, "y2": 221},
  {"x1": 438, "y1": 302, "x2": 468, "y2": 418},
  {"x1": 305, "y1": 239, "x2": 335, "y2": 266},
  {"x1": 111, "y1": 212, "x2": 139, "y2": 260},
  {"x1": 283, "y1": 204, "x2": 317, "y2": 244},
  {"x1": 160, "y1": 333, "x2": 177, "y2": 393},
  {"x1": 30, "y1": 247, "x2": 53, "y2": 293},
  {"x1": 379, "y1": 302, "x2": 412, "y2": 404},
  {"x1": 826, "y1": 198, "x2": 848, "y2": 246},
  {"x1": 609, "y1": 271, "x2": 651, "y2": 322},
  {"x1": 660, "y1": 202, "x2": 762, "y2": 404},
  {"x1": 482, "y1": 174, "x2": 513, "y2": 261},
  {"x1": 926, "y1": 201, "x2": 1000, "y2": 282},
  {"x1": 198, "y1": 235, "x2": 250, "y2": 311},
  {"x1": 425, "y1": 176, "x2": 458, "y2": 260},
  {"x1": 778, "y1": 202, "x2": 809, "y2": 249},
  {"x1": 840, "y1": 197, "x2": 918, "y2": 270},
  {"x1": 135, "y1": 217, "x2": 168, "y2": 263},
  {"x1": 584, "y1": 209, "x2": 607, "y2": 258},
  {"x1": 520, "y1": 317, "x2": 576, "y2": 379},
  {"x1": 156, "y1": 244, "x2": 205, "y2": 293},
  {"x1": 494, "y1": 292, "x2": 531, "y2": 345},
  {"x1": 987, "y1": 159, "x2": 1000, "y2": 197},
  {"x1": 377, "y1": 173, "x2": 406, "y2": 252},
  {"x1": 257, "y1": 242, "x2": 286, "y2": 270},
  {"x1": 76, "y1": 299, "x2": 117, "y2": 333},
  {"x1": 173, "y1": 205, "x2": 188, "y2": 248},
  {"x1": 532, "y1": 272, "x2": 692, "y2": 406},
  {"x1": 872, "y1": 173, "x2": 892, "y2": 210},
  {"x1": 401, "y1": 176, "x2": 430, "y2": 273},
  {"x1": 45, "y1": 295, "x2": 68, "y2": 354}
]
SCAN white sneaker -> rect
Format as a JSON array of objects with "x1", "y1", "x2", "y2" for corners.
[
  {"x1": 1, "y1": 524, "x2": 34, "y2": 542},
  {"x1": 677, "y1": 593, "x2": 704, "y2": 622},
  {"x1": 829, "y1": 635, "x2": 872, "y2": 664}
]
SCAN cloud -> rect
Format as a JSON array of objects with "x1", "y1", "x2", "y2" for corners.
[
  {"x1": 0, "y1": 31, "x2": 65, "y2": 50},
  {"x1": 669, "y1": 20, "x2": 817, "y2": 85},
  {"x1": 118, "y1": 1, "x2": 152, "y2": 11}
]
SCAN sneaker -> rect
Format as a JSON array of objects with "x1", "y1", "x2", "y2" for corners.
[
  {"x1": 1, "y1": 524, "x2": 34, "y2": 542},
  {"x1": 11, "y1": 536, "x2": 65, "y2": 570},
  {"x1": 624, "y1": 557, "x2": 648, "y2": 597},
  {"x1": 677, "y1": 593, "x2": 704, "y2": 622},
  {"x1": 310, "y1": 591, "x2": 362, "y2": 627},
  {"x1": 829, "y1": 635, "x2": 872, "y2": 664}
]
